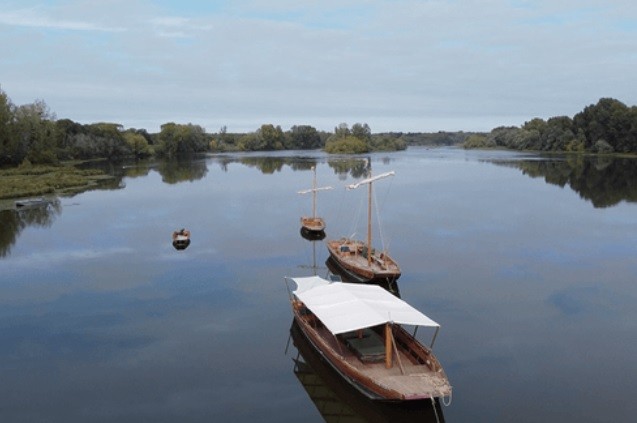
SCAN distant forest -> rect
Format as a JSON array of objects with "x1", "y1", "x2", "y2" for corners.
[
  {"x1": 1, "y1": 84, "x2": 636, "y2": 167},
  {"x1": 464, "y1": 98, "x2": 637, "y2": 154}
]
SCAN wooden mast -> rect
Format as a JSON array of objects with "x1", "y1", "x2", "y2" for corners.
[
  {"x1": 345, "y1": 169, "x2": 395, "y2": 270},
  {"x1": 367, "y1": 175, "x2": 373, "y2": 268},
  {"x1": 311, "y1": 166, "x2": 317, "y2": 219}
]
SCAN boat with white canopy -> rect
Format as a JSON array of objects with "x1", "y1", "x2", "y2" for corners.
[{"x1": 285, "y1": 275, "x2": 452, "y2": 402}]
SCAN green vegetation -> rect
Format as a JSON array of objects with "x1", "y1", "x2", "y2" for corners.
[
  {"x1": 2, "y1": 83, "x2": 636, "y2": 167},
  {"x1": 464, "y1": 98, "x2": 637, "y2": 154},
  {"x1": 0, "y1": 163, "x2": 110, "y2": 200}
]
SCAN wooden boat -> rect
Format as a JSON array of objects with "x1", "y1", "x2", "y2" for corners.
[
  {"x1": 285, "y1": 276, "x2": 452, "y2": 403},
  {"x1": 298, "y1": 166, "x2": 333, "y2": 234},
  {"x1": 172, "y1": 228, "x2": 191, "y2": 250},
  {"x1": 326, "y1": 169, "x2": 401, "y2": 284}
]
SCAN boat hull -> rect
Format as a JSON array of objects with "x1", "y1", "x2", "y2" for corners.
[
  {"x1": 290, "y1": 320, "x2": 446, "y2": 422},
  {"x1": 300, "y1": 227, "x2": 326, "y2": 241},
  {"x1": 172, "y1": 229, "x2": 191, "y2": 250},
  {"x1": 300, "y1": 216, "x2": 326, "y2": 233},
  {"x1": 326, "y1": 238, "x2": 401, "y2": 285},
  {"x1": 325, "y1": 256, "x2": 400, "y2": 296}
]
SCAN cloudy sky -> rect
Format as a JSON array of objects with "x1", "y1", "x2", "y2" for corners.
[{"x1": 1, "y1": 0, "x2": 636, "y2": 134}]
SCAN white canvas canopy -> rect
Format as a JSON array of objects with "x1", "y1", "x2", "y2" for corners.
[{"x1": 288, "y1": 276, "x2": 439, "y2": 335}]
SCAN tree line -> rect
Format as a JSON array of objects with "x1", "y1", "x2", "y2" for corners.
[
  {"x1": 464, "y1": 98, "x2": 637, "y2": 154},
  {"x1": 1, "y1": 86, "x2": 418, "y2": 166},
  {"x1": 4, "y1": 83, "x2": 635, "y2": 167}
]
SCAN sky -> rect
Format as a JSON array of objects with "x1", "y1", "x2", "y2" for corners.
[{"x1": 1, "y1": 0, "x2": 636, "y2": 134}]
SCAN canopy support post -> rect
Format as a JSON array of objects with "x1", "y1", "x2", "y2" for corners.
[
  {"x1": 390, "y1": 325, "x2": 406, "y2": 375},
  {"x1": 430, "y1": 326, "x2": 440, "y2": 349},
  {"x1": 385, "y1": 323, "x2": 392, "y2": 368}
]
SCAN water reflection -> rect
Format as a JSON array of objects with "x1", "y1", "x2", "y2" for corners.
[
  {"x1": 0, "y1": 199, "x2": 61, "y2": 258},
  {"x1": 216, "y1": 154, "x2": 371, "y2": 179},
  {"x1": 289, "y1": 320, "x2": 445, "y2": 423},
  {"x1": 325, "y1": 256, "x2": 401, "y2": 297},
  {"x1": 156, "y1": 158, "x2": 208, "y2": 184},
  {"x1": 300, "y1": 227, "x2": 326, "y2": 241},
  {"x1": 490, "y1": 155, "x2": 637, "y2": 207},
  {"x1": 327, "y1": 158, "x2": 370, "y2": 179}
]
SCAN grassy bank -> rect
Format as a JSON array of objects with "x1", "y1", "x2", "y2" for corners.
[{"x1": 0, "y1": 164, "x2": 111, "y2": 202}]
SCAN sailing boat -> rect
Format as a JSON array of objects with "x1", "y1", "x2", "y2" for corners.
[
  {"x1": 326, "y1": 167, "x2": 401, "y2": 285},
  {"x1": 298, "y1": 166, "x2": 333, "y2": 235}
]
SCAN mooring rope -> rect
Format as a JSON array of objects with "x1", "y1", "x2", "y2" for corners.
[{"x1": 430, "y1": 397, "x2": 440, "y2": 423}]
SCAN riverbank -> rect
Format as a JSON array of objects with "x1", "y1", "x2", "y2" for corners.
[{"x1": 0, "y1": 164, "x2": 112, "y2": 210}]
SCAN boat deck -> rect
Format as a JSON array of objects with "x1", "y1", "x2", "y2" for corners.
[
  {"x1": 311, "y1": 323, "x2": 451, "y2": 399},
  {"x1": 327, "y1": 239, "x2": 400, "y2": 278}
]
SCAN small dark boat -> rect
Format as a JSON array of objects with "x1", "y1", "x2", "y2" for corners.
[
  {"x1": 172, "y1": 228, "x2": 191, "y2": 250},
  {"x1": 15, "y1": 197, "x2": 49, "y2": 209}
]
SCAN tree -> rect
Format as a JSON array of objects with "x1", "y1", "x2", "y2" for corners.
[
  {"x1": 0, "y1": 87, "x2": 18, "y2": 165},
  {"x1": 288, "y1": 125, "x2": 321, "y2": 149},
  {"x1": 157, "y1": 123, "x2": 208, "y2": 157},
  {"x1": 573, "y1": 98, "x2": 630, "y2": 151},
  {"x1": 124, "y1": 131, "x2": 152, "y2": 158},
  {"x1": 13, "y1": 99, "x2": 58, "y2": 164},
  {"x1": 257, "y1": 124, "x2": 285, "y2": 150},
  {"x1": 324, "y1": 135, "x2": 369, "y2": 154},
  {"x1": 333, "y1": 123, "x2": 350, "y2": 139},
  {"x1": 351, "y1": 123, "x2": 371, "y2": 142}
]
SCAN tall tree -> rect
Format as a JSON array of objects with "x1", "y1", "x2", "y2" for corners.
[
  {"x1": 0, "y1": 87, "x2": 18, "y2": 165},
  {"x1": 288, "y1": 125, "x2": 321, "y2": 149},
  {"x1": 14, "y1": 99, "x2": 58, "y2": 164}
]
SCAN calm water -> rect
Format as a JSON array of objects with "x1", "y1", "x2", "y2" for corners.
[{"x1": 1, "y1": 147, "x2": 636, "y2": 422}]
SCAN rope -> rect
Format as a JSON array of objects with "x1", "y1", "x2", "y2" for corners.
[
  {"x1": 431, "y1": 397, "x2": 441, "y2": 423},
  {"x1": 442, "y1": 390, "x2": 453, "y2": 407},
  {"x1": 372, "y1": 171, "x2": 394, "y2": 252}
]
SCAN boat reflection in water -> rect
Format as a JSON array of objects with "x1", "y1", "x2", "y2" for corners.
[
  {"x1": 289, "y1": 320, "x2": 445, "y2": 423},
  {"x1": 300, "y1": 227, "x2": 326, "y2": 241},
  {"x1": 326, "y1": 256, "x2": 400, "y2": 297}
]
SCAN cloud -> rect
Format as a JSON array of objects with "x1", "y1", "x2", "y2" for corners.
[
  {"x1": 0, "y1": 6, "x2": 124, "y2": 32},
  {"x1": 1, "y1": 0, "x2": 636, "y2": 133}
]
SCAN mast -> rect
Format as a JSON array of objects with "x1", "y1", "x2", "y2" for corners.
[
  {"x1": 346, "y1": 169, "x2": 395, "y2": 267},
  {"x1": 367, "y1": 178, "x2": 372, "y2": 267},
  {"x1": 312, "y1": 166, "x2": 317, "y2": 219},
  {"x1": 297, "y1": 167, "x2": 333, "y2": 221}
]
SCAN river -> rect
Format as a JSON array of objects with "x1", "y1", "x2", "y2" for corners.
[{"x1": 1, "y1": 147, "x2": 636, "y2": 422}]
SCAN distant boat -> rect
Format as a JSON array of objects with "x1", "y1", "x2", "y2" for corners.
[
  {"x1": 326, "y1": 168, "x2": 401, "y2": 285},
  {"x1": 15, "y1": 197, "x2": 49, "y2": 209},
  {"x1": 172, "y1": 228, "x2": 191, "y2": 250},
  {"x1": 285, "y1": 276, "x2": 452, "y2": 402},
  {"x1": 298, "y1": 166, "x2": 333, "y2": 235}
]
